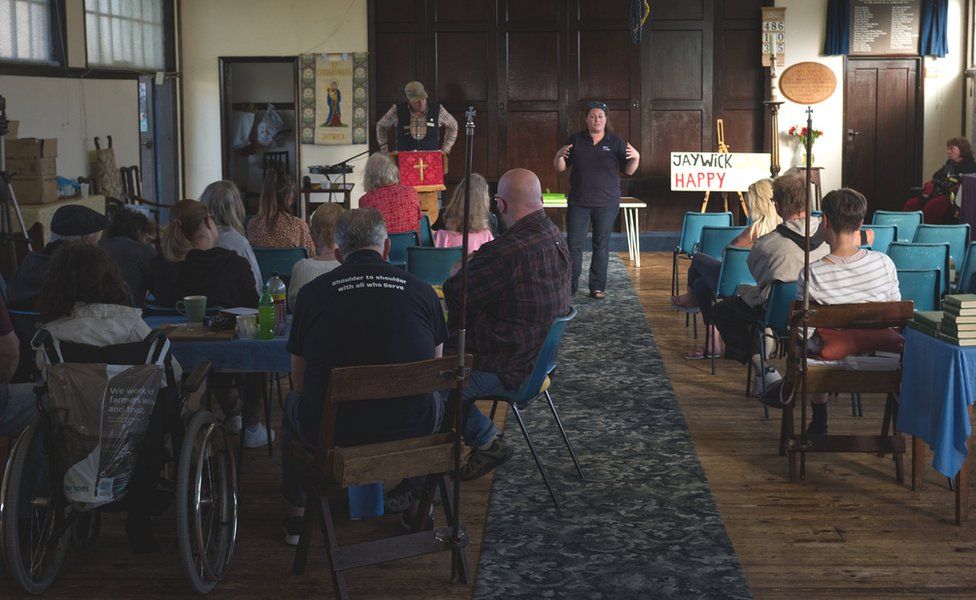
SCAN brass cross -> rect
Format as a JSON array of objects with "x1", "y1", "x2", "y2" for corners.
[{"x1": 413, "y1": 158, "x2": 427, "y2": 182}]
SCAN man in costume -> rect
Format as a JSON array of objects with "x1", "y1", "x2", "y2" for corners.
[{"x1": 375, "y1": 81, "x2": 458, "y2": 154}]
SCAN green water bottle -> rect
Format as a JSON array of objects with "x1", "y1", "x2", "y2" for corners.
[{"x1": 258, "y1": 284, "x2": 275, "y2": 340}]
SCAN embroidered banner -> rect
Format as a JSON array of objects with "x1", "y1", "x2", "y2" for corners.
[{"x1": 300, "y1": 53, "x2": 368, "y2": 145}]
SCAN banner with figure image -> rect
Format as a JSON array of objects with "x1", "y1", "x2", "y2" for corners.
[{"x1": 299, "y1": 53, "x2": 368, "y2": 145}]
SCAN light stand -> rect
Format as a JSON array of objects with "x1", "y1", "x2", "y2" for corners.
[{"x1": 0, "y1": 95, "x2": 34, "y2": 276}]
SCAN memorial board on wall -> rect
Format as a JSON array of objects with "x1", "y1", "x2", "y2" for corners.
[
  {"x1": 849, "y1": 0, "x2": 921, "y2": 56},
  {"x1": 779, "y1": 62, "x2": 836, "y2": 105}
]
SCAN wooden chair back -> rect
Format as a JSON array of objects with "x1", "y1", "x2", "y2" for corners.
[
  {"x1": 314, "y1": 355, "x2": 472, "y2": 487},
  {"x1": 120, "y1": 165, "x2": 143, "y2": 200}
]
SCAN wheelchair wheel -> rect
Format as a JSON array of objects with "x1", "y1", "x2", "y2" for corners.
[
  {"x1": 0, "y1": 417, "x2": 70, "y2": 594},
  {"x1": 176, "y1": 411, "x2": 237, "y2": 594}
]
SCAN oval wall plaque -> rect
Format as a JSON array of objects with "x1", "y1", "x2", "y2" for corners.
[{"x1": 779, "y1": 62, "x2": 837, "y2": 105}]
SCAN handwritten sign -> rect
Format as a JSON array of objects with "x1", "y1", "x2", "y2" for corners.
[
  {"x1": 670, "y1": 152, "x2": 772, "y2": 192},
  {"x1": 779, "y1": 62, "x2": 836, "y2": 105}
]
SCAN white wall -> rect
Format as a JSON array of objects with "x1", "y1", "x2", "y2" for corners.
[
  {"x1": 180, "y1": 0, "x2": 368, "y2": 200},
  {"x1": 0, "y1": 76, "x2": 139, "y2": 181},
  {"x1": 775, "y1": 0, "x2": 966, "y2": 192}
]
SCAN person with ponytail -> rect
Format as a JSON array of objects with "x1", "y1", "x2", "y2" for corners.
[
  {"x1": 150, "y1": 199, "x2": 259, "y2": 309},
  {"x1": 150, "y1": 199, "x2": 271, "y2": 449},
  {"x1": 246, "y1": 170, "x2": 316, "y2": 258}
]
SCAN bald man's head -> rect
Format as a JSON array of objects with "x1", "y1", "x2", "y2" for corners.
[{"x1": 496, "y1": 169, "x2": 543, "y2": 228}]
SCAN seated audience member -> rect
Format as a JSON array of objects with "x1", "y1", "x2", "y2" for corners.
[
  {"x1": 246, "y1": 170, "x2": 316, "y2": 257},
  {"x1": 0, "y1": 293, "x2": 35, "y2": 437},
  {"x1": 150, "y1": 199, "x2": 259, "y2": 309},
  {"x1": 797, "y1": 188, "x2": 901, "y2": 435},
  {"x1": 281, "y1": 208, "x2": 447, "y2": 544},
  {"x1": 358, "y1": 152, "x2": 422, "y2": 235},
  {"x1": 287, "y1": 203, "x2": 344, "y2": 311},
  {"x1": 100, "y1": 207, "x2": 156, "y2": 307},
  {"x1": 442, "y1": 168, "x2": 572, "y2": 480},
  {"x1": 903, "y1": 137, "x2": 976, "y2": 224},
  {"x1": 7, "y1": 205, "x2": 107, "y2": 310},
  {"x1": 200, "y1": 179, "x2": 263, "y2": 294},
  {"x1": 674, "y1": 178, "x2": 778, "y2": 358},
  {"x1": 434, "y1": 173, "x2": 495, "y2": 253},
  {"x1": 36, "y1": 242, "x2": 172, "y2": 553},
  {"x1": 712, "y1": 174, "x2": 830, "y2": 378}
]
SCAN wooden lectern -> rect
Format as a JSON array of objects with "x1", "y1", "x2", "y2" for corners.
[{"x1": 394, "y1": 150, "x2": 447, "y2": 221}]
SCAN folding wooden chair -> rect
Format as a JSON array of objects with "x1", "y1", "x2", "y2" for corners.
[
  {"x1": 780, "y1": 301, "x2": 914, "y2": 482},
  {"x1": 291, "y1": 355, "x2": 472, "y2": 599}
]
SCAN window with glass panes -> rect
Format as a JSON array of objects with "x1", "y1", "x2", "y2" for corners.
[
  {"x1": 0, "y1": 0, "x2": 55, "y2": 63},
  {"x1": 85, "y1": 0, "x2": 164, "y2": 70}
]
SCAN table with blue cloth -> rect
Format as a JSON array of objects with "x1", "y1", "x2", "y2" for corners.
[
  {"x1": 144, "y1": 316, "x2": 291, "y2": 373},
  {"x1": 896, "y1": 326, "x2": 976, "y2": 524}
]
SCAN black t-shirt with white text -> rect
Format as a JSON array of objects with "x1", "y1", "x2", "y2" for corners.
[
  {"x1": 564, "y1": 129, "x2": 629, "y2": 207},
  {"x1": 287, "y1": 249, "x2": 448, "y2": 446}
]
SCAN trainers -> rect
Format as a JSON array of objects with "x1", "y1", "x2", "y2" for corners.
[
  {"x1": 752, "y1": 367, "x2": 783, "y2": 397},
  {"x1": 283, "y1": 515, "x2": 303, "y2": 546},
  {"x1": 459, "y1": 437, "x2": 513, "y2": 481},
  {"x1": 243, "y1": 423, "x2": 275, "y2": 449},
  {"x1": 224, "y1": 414, "x2": 243, "y2": 435},
  {"x1": 383, "y1": 480, "x2": 416, "y2": 514}
]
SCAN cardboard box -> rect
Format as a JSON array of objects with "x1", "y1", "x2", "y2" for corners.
[
  {"x1": 5, "y1": 137, "x2": 59, "y2": 204},
  {"x1": 3, "y1": 120, "x2": 19, "y2": 140}
]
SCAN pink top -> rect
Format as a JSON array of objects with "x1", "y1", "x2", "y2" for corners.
[{"x1": 433, "y1": 228, "x2": 494, "y2": 253}]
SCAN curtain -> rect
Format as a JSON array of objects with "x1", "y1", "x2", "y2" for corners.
[
  {"x1": 919, "y1": 0, "x2": 949, "y2": 58},
  {"x1": 823, "y1": 0, "x2": 851, "y2": 56}
]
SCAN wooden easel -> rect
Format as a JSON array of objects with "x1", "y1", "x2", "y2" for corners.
[{"x1": 699, "y1": 119, "x2": 749, "y2": 218}]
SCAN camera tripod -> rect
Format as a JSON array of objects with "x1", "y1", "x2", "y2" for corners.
[{"x1": 0, "y1": 94, "x2": 33, "y2": 276}]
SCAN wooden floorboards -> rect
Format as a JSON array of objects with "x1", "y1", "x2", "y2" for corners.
[{"x1": 631, "y1": 251, "x2": 976, "y2": 599}]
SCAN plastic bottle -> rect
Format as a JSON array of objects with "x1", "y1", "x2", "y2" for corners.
[
  {"x1": 258, "y1": 284, "x2": 275, "y2": 340},
  {"x1": 268, "y1": 274, "x2": 287, "y2": 335}
]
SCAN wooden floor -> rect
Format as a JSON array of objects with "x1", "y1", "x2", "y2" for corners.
[{"x1": 631, "y1": 251, "x2": 976, "y2": 599}]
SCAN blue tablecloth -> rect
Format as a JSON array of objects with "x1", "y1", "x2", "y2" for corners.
[
  {"x1": 897, "y1": 327, "x2": 976, "y2": 477},
  {"x1": 144, "y1": 316, "x2": 291, "y2": 373}
]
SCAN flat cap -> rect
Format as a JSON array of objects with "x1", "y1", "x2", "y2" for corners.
[
  {"x1": 404, "y1": 81, "x2": 428, "y2": 101},
  {"x1": 50, "y1": 204, "x2": 108, "y2": 236}
]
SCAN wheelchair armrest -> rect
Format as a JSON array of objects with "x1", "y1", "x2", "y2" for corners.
[{"x1": 182, "y1": 361, "x2": 213, "y2": 394}]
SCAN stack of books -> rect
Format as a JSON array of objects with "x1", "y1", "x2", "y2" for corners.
[
  {"x1": 938, "y1": 294, "x2": 976, "y2": 346},
  {"x1": 907, "y1": 310, "x2": 942, "y2": 337}
]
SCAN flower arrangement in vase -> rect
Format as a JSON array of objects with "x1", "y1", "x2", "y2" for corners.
[{"x1": 787, "y1": 126, "x2": 823, "y2": 166}]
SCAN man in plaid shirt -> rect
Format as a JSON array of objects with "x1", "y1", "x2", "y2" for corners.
[{"x1": 443, "y1": 168, "x2": 572, "y2": 480}]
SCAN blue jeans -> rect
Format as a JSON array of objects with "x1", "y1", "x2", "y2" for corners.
[
  {"x1": 567, "y1": 204, "x2": 619, "y2": 294},
  {"x1": 459, "y1": 370, "x2": 507, "y2": 448},
  {"x1": 0, "y1": 383, "x2": 36, "y2": 438}
]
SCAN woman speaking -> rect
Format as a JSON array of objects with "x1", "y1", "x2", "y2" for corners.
[{"x1": 554, "y1": 101, "x2": 640, "y2": 299}]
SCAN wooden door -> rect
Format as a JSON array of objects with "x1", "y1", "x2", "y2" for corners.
[{"x1": 843, "y1": 58, "x2": 921, "y2": 214}]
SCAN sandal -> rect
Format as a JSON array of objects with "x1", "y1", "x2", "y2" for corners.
[
  {"x1": 683, "y1": 342, "x2": 723, "y2": 360},
  {"x1": 670, "y1": 294, "x2": 697, "y2": 309},
  {"x1": 590, "y1": 290, "x2": 607, "y2": 300}
]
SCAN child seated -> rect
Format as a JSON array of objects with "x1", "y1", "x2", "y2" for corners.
[
  {"x1": 796, "y1": 188, "x2": 901, "y2": 435},
  {"x1": 434, "y1": 173, "x2": 494, "y2": 253}
]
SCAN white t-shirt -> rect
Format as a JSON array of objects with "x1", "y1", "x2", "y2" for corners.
[{"x1": 796, "y1": 249, "x2": 901, "y2": 305}]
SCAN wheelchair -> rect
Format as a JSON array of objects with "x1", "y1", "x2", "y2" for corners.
[{"x1": 0, "y1": 328, "x2": 238, "y2": 594}]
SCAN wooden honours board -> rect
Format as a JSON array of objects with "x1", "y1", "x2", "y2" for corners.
[
  {"x1": 779, "y1": 62, "x2": 836, "y2": 105},
  {"x1": 850, "y1": 0, "x2": 920, "y2": 56}
]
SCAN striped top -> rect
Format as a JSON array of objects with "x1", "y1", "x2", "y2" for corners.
[{"x1": 796, "y1": 249, "x2": 901, "y2": 305}]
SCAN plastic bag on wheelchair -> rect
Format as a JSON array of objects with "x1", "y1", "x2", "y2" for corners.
[{"x1": 46, "y1": 363, "x2": 163, "y2": 509}]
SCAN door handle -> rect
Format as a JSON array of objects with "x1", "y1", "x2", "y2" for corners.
[
  {"x1": 846, "y1": 129, "x2": 859, "y2": 142},
  {"x1": 142, "y1": 139, "x2": 154, "y2": 148}
]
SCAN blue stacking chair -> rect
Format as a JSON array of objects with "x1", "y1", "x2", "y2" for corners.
[
  {"x1": 0, "y1": 272, "x2": 6, "y2": 303},
  {"x1": 707, "y1": 246, "x2": 757, "y2": 375},
  {"x1": 479, "y1": 307, "x2": 582, "y2": 509},
  {"x1": 252, "y1": 247, "x2": 309, "y2": 287},
  {"x1": 672, "y1": 212, "x2": 733, "y2": 297},
  {"x1": 861, "y1": 224, "x2": 897, "y2": 254},
  {"x1": 956, "y1": 242, "x2": 976, "y2": 293},
  {"x1": 388, "y1": 231, "x2": 419, "y2": 269},
  {"x1": 406, "y1": 246, "x2": 462, "y2": 286},
  {"x1": 887, "y1": 241, "x2": 951, "y2": 298},
  {"x1": 811, "y1": 210, "x2": 823, "y2": 219},
  {"x1": 896, "y1": 269, "x2": 941, "y2": 313},
  {"x1": 873, "y1": 210, "x2": 922, "y2": 242},
  {"x1": 695, "y1": 226, "x2": 747, "y2": 260},
  {"x1": 746, "y1": 280, "x2": 797, "y2": 418},
  {"x1": 913, "y1": 224, "x2": 971, "y2": 271},
  {"x1": 419, "y1": 215, "x2": 434, "y2": 247}
]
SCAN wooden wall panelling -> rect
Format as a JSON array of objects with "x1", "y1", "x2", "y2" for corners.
[
  {"x1": 714, "y1": 1, "x2": 765, "y2": 157},
  {"x1": 434, "y1": 0, "x2": 491, "y2": 22}
]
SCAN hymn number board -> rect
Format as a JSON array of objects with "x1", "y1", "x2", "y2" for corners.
[{"x1": 762, "y1": 7, "x2": 786, "y2": 67}]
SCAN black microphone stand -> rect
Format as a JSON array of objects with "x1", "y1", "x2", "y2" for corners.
[{"x1": 0, "y1": 95, "x2": 33, "y2": 276}]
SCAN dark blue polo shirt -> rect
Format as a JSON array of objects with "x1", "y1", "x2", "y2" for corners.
[
  {"x1": 564, "y1": 130, "x2": 629, "y2": 208},
  {"x1": 287, "y1": 249, "x2": 448, "y2": 447}
]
